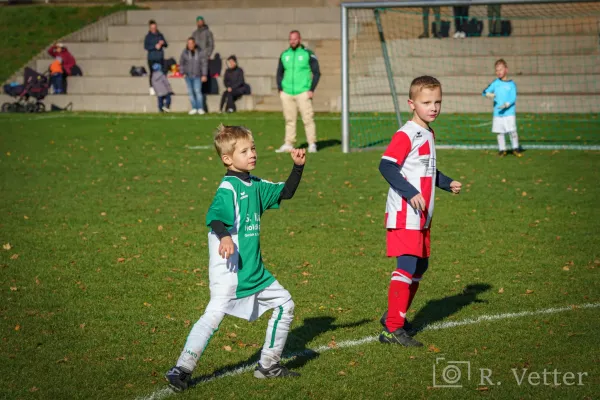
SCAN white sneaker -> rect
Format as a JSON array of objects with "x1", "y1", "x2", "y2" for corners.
[
  {"x1": 149, "y1": 87, "x2": 156, "y2": 96},
  {"x1": 453, "y1": 31, "x2": 463, "y2": 39},
  {"x1": 227, "y1": 108, "x2": 234, "y2": 113},
  {"x1": 162, "y1": 107, "x2": 171, "y2": 113},
  {"x1": 197, "y1": 109, "x2": 206, "y2": 115},
  {"x1": 188, "y1": 109, "x2": 198, "y2": 115},
  {"x1": 275, "y1": 143, "x2": 294, "y2": 153},
  {"x1": 459, "y1": 31, "x2": 466, "y2": 39},
  {"x1": 308, "y1": 143, "x2": 318, "y2": 153}
]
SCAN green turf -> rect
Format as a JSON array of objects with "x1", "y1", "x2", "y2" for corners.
[
  {"x1": 350, "y1": 112, "x2": 600, "y2": 148},
  {"x1": 0, "y1": 4, "x2": 139, "y2": 83},
  {"x1": 1, "y1": 112, "x2": 598, "y2": 399}
]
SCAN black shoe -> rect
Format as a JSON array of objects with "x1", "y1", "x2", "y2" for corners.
[
  {"x1": 418, "y1": 32, "x2": 429, "y2": 39},
  {"x1": 165, "y1": 366, "x2": 192, "y2": 392},
  {"x1": 254, "y1": 362, "x2": 300, "y2": 379},
  {"x1": 379, "y1": 310, "x2": 414, "y2": 333},
  {"x1": 379, "y1": 328, "x2": 423, "y2": 347}
]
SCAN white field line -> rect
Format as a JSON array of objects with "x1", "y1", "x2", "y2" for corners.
[{"x1": 135, "y1": 302, "x2": 600, "y2": 400}]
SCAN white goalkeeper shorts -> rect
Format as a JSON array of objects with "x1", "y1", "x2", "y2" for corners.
[{"x1": 492, "y1": 115, "x2": 517, "y2": 134}]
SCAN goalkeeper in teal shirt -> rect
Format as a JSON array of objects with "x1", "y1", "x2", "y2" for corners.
[{"x1": 483, "y1": 59, "x2": 523, "y2": 157}]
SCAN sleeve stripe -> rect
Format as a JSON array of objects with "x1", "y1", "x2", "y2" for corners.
[{"x1": 382, "y1": 155, "x2": 397, "y2": 163}]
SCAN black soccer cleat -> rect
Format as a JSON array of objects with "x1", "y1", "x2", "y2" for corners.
[
  {"x1": 379, "y1": 328, "x2": 423, "y2": 347},
  {"x1": 165, "y1": 365, "x2": 192, "y2": 392},
  {"x1": 254, "y1": 362, "x2": 300, "y2": 379},
  {"x1": 379, "y1": 310, "x2": 414, "y2": 334}
]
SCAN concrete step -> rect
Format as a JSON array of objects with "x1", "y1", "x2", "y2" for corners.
[
  {"x1": 60, "y1": 40, "x2": 298, "y2": 60},
  {"x1": 350, "y1": 74, "x2": 600, "y2": 95},
  {"x1": 362, "y1": 55, "x2": 600, "y2": 76},
  {"x1": 350, "y1": 93, "x2": 600, "y2": 113},
  {"x1": 253, "y1": 93, "x2": 337, "y2": 112},
  {"x1": 34, "y1": 57, "x2": 340, "y2": 79},
  {"x1": 126, "y1": 7, "x2": 340, "y2": 25},
  {"x1": 60, "y1": 75, "x2": 274, "y2": 96},
  {"x1": 108, "y1": 23, "x2": 341, "y2": 42},
  {"x1": 350, "y1": 35, "x2": 598, "y2": 57},
  {"x1": 0, "y1": 93, "x2": 256, "y2": 113}
]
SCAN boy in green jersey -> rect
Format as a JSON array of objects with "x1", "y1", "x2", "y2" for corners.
[{"x1": 165, "y1": 125, "x2": 306, "y2": 391}]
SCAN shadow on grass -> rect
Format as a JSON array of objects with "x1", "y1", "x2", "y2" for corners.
[
  {"x1": 297, "y1": 139, "x2": 342, "y2": 151},
  {"x1": 411, "y1": 283, "x2": 492, "y2": 333},
  {"x1": 189, "y1": 316, "x2": 370, "y2": 387},
  {"x1": 380, "y1": 283, "x2": 492, "y2": 334}
]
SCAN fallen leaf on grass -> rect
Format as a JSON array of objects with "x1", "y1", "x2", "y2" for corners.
[
  {"x1": 117, "y1": 257, "x2": 126, "y2": 263},
  {"x1": 10, "y1": 254, "x2": 19, "y2": 260},
  {"x1": 338, "y1": 371, "x2": 347, "y2": 376},
  {"x1": 100, "y1": 212, "x2": 107, "y2": 216},
  {"x1": 158, "y1": 225, "x2": 163, "y2": 231},
  {"x1": 3, "y1": 243, "x2": 11, "y2": 250},
  {"x1": 477, "y1": 387, "x2": 489, "y2": 391},
  {"x1": 525, "y1": 289, "x2": 534, "y2": 295},
  {"x1": 10, "y1": 286, "x2": 17, "y2": 291},
  {"x1": 498, "y1": 287, "x2": 504, "y2": 294},
  {"x1": 223, "y1": 345, "x2": 232, "y2": 352},
  {"x1": 15, "y1": 324, "x2": 20, "y2": 331},
  {"x1": 228, "y1": 332, "x2": 237, "y2": 338},
  {"x1": 428, "y1": 344, "x2": 441, "y2": 353},
  {"x1": 562, "y1": 266, "x2": 570, "y2": 271},
  {"x1": 29, "y1": 387, "x2": 39, "y2": 393},
  {"x1": 56, "y1": 357, "x2": 69, "y2": 363},
  {"x1": 143, "y1": 302, "x2": 151, "y2": 307}
]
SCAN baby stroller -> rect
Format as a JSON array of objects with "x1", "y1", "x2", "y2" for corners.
[{"x1": 2, "y1": 67, "x2": 50, "y2": 113}]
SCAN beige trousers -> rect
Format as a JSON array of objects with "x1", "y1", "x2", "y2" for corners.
[{"x1": 280, "y1": 90, "x2": 316, "y2": 146}]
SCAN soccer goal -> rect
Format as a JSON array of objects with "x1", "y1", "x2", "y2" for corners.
[{"x1": 340, "y1": 0, "x2": 600, "y2": 152}]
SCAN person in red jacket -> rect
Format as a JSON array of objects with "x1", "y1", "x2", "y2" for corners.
[{"x1": 47, "y1": 43, "x2": 77, "y2": 93}]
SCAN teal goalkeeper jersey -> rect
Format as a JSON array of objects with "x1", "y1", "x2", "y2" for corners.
[{"x1": 205, "y1": 174, "x2": 285, "y2": 298}]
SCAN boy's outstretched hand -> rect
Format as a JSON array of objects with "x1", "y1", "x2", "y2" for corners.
[
  {"x1": 219, "y1": 236, "x2": 235, "y2": 259},
  {"x1": 291, "y1": 148, "x2": 306, "y2": 165},
  {"x1": 450, "y1": 181, "x2": 462, "y2": 194}
]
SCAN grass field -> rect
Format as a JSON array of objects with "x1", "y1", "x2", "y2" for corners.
[
  {"x1": 1, "y1": 112, "x2": 599, "y2": 399},
  {"x1": 350, "y1": 112, "x2": 600, "y2": 148}
]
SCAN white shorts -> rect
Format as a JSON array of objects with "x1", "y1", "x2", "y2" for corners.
[
  {"x1": 492, "y1": 115, "x2": 517, "y2": 134},
  {"x1": 205, "y1": 280, "x2": 292, "y2": 322}
]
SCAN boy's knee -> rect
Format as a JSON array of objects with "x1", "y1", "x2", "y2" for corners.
[
  {"x1": 199, "y1": 309, "x2": 225, "y2": 330},
  {"x1": 281, "y1": 299, "x2": 295, "y2": 320}
]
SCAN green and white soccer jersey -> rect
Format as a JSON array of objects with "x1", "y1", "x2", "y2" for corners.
[{"x1": 205, "y1": 175, "x2": 285, "y2": 301}]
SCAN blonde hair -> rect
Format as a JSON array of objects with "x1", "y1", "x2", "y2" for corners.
[
  {"x1": 213, "y1": 124, "x2": 254, "y2": 158},
  {"x1": 409, "y1": 75, "x2": 442, "y2": 99},
  {"x1": 495, "y1": 59, "x2": 508, "y2": 68}
]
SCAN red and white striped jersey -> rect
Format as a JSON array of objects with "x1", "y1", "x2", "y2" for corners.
[{"x1": 382, "y1": 121, "x2": 437, "y2": 231}]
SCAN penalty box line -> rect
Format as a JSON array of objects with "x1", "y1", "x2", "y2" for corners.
[{"x1": 136, "y1": 302, "x2": 600, "y2": 400}]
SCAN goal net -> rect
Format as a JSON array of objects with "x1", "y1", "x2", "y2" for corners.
[{"x1": 341, "y1": 0, "x2": 600, "y2": 152}]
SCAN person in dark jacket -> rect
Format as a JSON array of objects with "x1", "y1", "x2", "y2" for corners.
[
  {"x1": 191, "y1": 16, "x2": 214, "y2": 59},
  {"x1": 144, "y1": 20, "x2": 168, "y2": 95},
  {"x1": 47, "y1": 42, "x2": 77, "y2": 94},
  {"x1": 220, "y1": 55, "x2": 250, "y2": 113},
  {"x1": 179, "y1": 37, "x2": 208, "y2": 115}
]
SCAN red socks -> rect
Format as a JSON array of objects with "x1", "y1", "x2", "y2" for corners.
[{"x1": 385, "y1": 270, "x2": 412, "y2": 332}]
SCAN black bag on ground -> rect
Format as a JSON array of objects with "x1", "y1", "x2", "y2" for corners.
[
  {"x1": 500, "y1": 20, "x2": 512, "y2": 36},
  {"x1": 463, "y1": 18, "x2": 483, "y2": 37},
  {"x1": 70, "y1": 65, "x2": 83, "y2": 76},
  {"x1": 432, "y1": 20, "x2": 451, "y2": 37},
  {"x1": 163, "y1": 57, "x2": 177, "y2": 73},
  {"x1": 130, "y1": 66, "x2": 147, "y2": 77},
  {"x1": 202, "y1": 77, "x2": 219, "y2": 95},
  {"x1": 50, "y1": 102, "x2": 73, "y2": 112}
]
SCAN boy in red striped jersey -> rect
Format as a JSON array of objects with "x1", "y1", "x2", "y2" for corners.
[{"x1": 378, "y1": 76, "x2": 462, "y2": 347}]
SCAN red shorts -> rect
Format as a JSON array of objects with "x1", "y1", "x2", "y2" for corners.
[{"x1": 386, "y1": 228, "x2": 431, "y2": 258}]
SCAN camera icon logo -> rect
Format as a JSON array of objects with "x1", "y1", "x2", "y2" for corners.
[{"x1": 432, "y1": 357, "x2": 471, "y2": 388}]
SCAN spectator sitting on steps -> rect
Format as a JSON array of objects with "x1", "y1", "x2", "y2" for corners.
[
  {"x1": 192, "y1": 16, "x2": 215, "y2": 60},
  {"x1": 220, "y1": 55, "x2": 251, "y2": 113}
]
